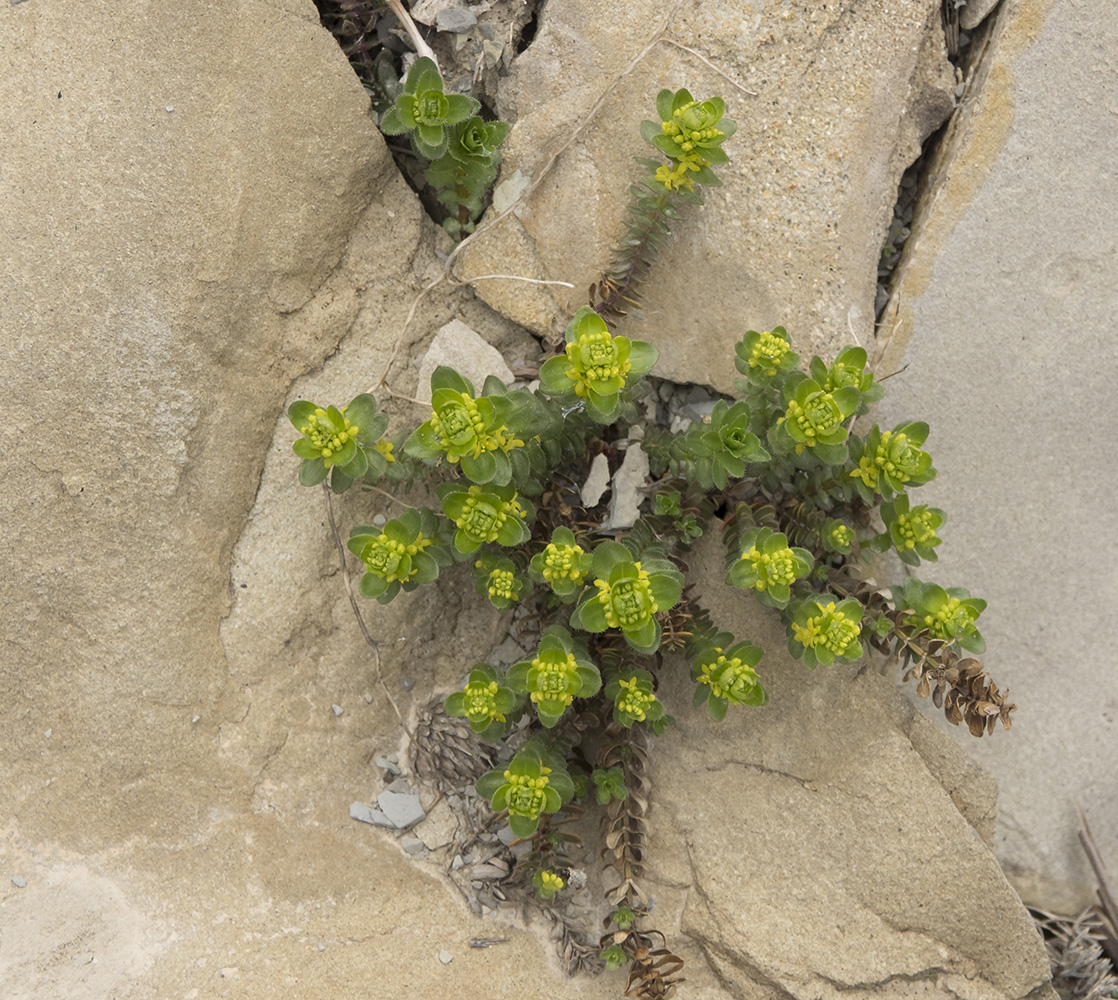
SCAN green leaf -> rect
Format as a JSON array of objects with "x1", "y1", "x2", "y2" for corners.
[
  {"x1": 288, "y1": 400, "x2": 319, "y2": 428},
  {"x1": 508, "y1": 813, "x2": 540, "y2": 840},
  {"x1": 379, "y1": 107, "x2": 407, "y2": 135},
  {"x1": 298, "y1": 458, "x2": 328, "y2": 487}
]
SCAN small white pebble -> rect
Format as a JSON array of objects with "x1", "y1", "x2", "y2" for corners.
[
  {"x1": 191, "y1": 716, "x2": 200, "y2": 724},
  {"x1": 43, "y1": 729, "x2": 51, "y2": 739},
  {"x1": 318, "y1": 943, "x2": 325, "y2": 952},
  {"x1": 372, "y1": 514, "x2": 387, "y2": 527},
  {"x1": 165, "y1": 105, "x2": 175, "y2": 112},
  {"x1": 387, "y1": 210, "x2": 395, "y2": 219},
  {"x1": 12, "y1": 876, "x2": 27, "y2": 888},
  {"x1": 332, "y1": 705, "x2": 344, "y2": 717},
  {"x1": 438, "y1": 949, "x2": 454, "y2": 965}
]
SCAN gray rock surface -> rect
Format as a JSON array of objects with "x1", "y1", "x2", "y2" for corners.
[
  {"x1": 414, "y1": 318, "x2": 517, "y2": 403},
  {"x1": 645, "y1": 535, "x2": 1055, "y2": 999},
  {"x1": 875, "y1": 0, "x2": 1118, "y2": 913},
  {"x1": 460, "y1": 0, "x2": 958, "y2": 391}
]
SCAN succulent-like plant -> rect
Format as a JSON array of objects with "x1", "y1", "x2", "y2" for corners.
[
  {"x1": 727, "y1": 527, "x2": 813, "y2": 610},
  {"x1": 570, "y1": 541, "x2": 684, "y2": 653},
  {"x1": 507, "y1": 626, "x2": 601, "y2": 727},
  {"x1": 289, "y1": 394, "x2": 389, "y2": 488},
  {"x1": 539, "y1": 308, "x2": 657, "y2": 423},
  {"x1": 444, "y1": 663, "x2": 517, "y2": 739},
  {"x1": 476, "y1": 742, "x2": 575, "y2": 839},
  {"x1": 787, "y1": 596, "x2": 866, "y2": 669},
  {"x1": 379, "y1": 57, "x2": 479, "y2": 159},
  {"x1": 347, "y1": 507, "x2": 450, "y2": 602}
]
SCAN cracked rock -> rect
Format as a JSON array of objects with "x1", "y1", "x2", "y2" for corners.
[{"x1": 377, "y1": 790, "x2": 426, "y2": 829}]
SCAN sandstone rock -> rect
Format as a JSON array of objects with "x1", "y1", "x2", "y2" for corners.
[
  {"x1": 643, "y1": 534, "x2": 1056, "y2": 999},
  {"x1": 961, "y1": 0, "x2": 1004, "y2": 30},
  {"x1": 461, "y1": 0, "x2": 958, "y2": 391},
  {"x1": 414, "y1": 318, "x2": 517, "y2": 403},
  {"x1": 875, "y1": 0, "x2": 1118, "y2": 913}
]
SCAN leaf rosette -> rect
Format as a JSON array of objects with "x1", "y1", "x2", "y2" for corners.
[
  {"x1": 444, "y1": 663, "x2": 517, "y2": 739},
  {"x1": 438, "y1": 482, "x2": 533, "y2": 555},
  {"x1": 528, "y1": 526, "x2": 593, "y2": 600},
  {"x1": 727, "y1": 527, "x2": 813, "y2": 610},
  {"x1": 849, "y1": 422, "x2": 937, "y2": 500},
  {"x1": 405, "y1": 367, "x2": 528, "y2": 485},
  {"x1": 476, "y1": 743, "x2": 575, "y2": 839},
  {"x1": 379, "y1": 57, "x2": 479, "y2": 160},
  {"x1": 570, "y1": 541, "x2": 683, "y2": 653},
  {"x1": 289, "y1": 393, "x2": 389, "y2": 489},
  {"x1": 507, "y1": 625, "x2": 602, "y2": 727},
  {"x1": 603, "y1": 667, "x2": 664, "y2": 728},
  {"x1": 787, "y1": 597, "x2": 865, "y2": 669},
  {"x1": 894, "y1": 578, "x2": 986, "y2": 653},
  {"x1": 347, "y1": 508, "x2": 450, "y2": 603},
  {"x1": 539, "y1": 308, "x2": 656, "y2": 422},
  {"x1": 776, "y1": 371, "x2": 860, "y2": 463},
  {"x1": 691, "y1": 641, "x2": 767, "y2": 720}
]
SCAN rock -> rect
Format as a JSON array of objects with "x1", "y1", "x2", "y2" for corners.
[
  {"x1": 436, "y1": 7, "x2": 477, "y2": 34},
  {"x1": 580, "y1": 452, "x2": 611, "y2": 507},
  {"x1": 12, "y1": 876, "x2": 27, "y2": 888},
  {"x1": 377, "y1": 791, "x2": 426, "y2": 829},
  {"x1": 399, "y1": 836, "x2": 426, "y2": 855},
  {"x1": 437, "y1": 949, "x2": 454, "y2": 965},
  {"x1": 642, "y1": 534, "x2": 1056, "y2": 998},
  {"x1": 331, "y1": 704, "x2": 343, "y2": 717},
  {"x1": 875, "y1": 0, "x2": 1118, "y2": 913},
  {"x1": 415, "y1": 799, "x2": 458, "y2": 850},
  {"x1": 408, "y1": 0, "x2": 459, "y2": 27},
  {"x1": 374, "y1": 756, "x2": 402, "y2": 776},
  {"x1": 414, "y1": 319, "x2": 516, "y2": 404},
  {"x1": 602, "y1": 439, "x2": 649, "y2": 530},
  {"x1": 960, "y1": 0, "x2": 1002, "y2": 29},
  {"x1": 462, "y1": 0, "x2": 958, "y2": 391},
  {"x1": 349, "y1": 801, "x2": 396, "y2": 829}
]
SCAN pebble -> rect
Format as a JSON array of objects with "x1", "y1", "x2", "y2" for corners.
[
  {"x1": 400, "y1": 836, "x2": 426, "y2": 855},
  {"x1": 385, "y1": 777, "x2": 414, "y2": 795},
  {"x1": 451, "y1": 854, "x2": 465, "y2": 870},
  {"x1": 191, "y1": 715, "x2": 201, "y2": 724},
  {"x1": 377, "y1": 790, "x2": 426, "y2": 829},
  {"x1": 372, "y1": 514, "x2": 387, "y2": 527},
  {"x1": 11, "y1": 876, "x2": 26, "y2": 888},
  {"x1": 438, "y1": 949, "x2": 454, "y2": 965},
  {"x1": 581, "y1": 453, "x2": 611, "y2": 507},
  {"x1": 349, "y1": 801, "x2": 391, "y2": 827},
  {"x1": 374, "y1": 756, "x2": 401, "y2": 775},
  {"x1": 496, "y1": 826, "x2": 518, "y2": 846},
  {"x1": 399, "y1": 677, "x2": 416, "y2": 691},
  {"x1": 386, "y1": 752, "x2": 399, "y2": 763},
  {"x1": 436, "y1": 7, "x2": 476, "y2": 33},
  {"x1": 332, "y1": 705, "x2": 344, "y2": 716}
]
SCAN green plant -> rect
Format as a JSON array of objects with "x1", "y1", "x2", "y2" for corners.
[
  {"x1": 291, "y1": 84, "x2": 1015, "y2": 994},
  {"x1": 377, "y1": 55, "x2": 509, "y2": 237}
]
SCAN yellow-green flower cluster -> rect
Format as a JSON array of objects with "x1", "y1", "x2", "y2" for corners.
[
  {"x1": 487, "y1": 568, "x2": 519, "y2": 603},
  {"x1": 788, "y1": 597, "x2": 865, "y2": 669},
  {"x1": 692, "y1": 641, "x2": 767, "y2": 720},
  {"x1": 733, "y1": 327, "x2": 800, "y2": 386},
  {"x1": 613, "y1": 675, "x2": 657, "y2": 723},
  {"x1": 727, "y1": 528, "x2": 812, "y2": 610},
  {"x1": 654, "y1": 153, "x2": 705, "y2": 191},
  {"x1": 533, "y1": 869, "x2": 565, "y2": 900},
  {"x1": 444, "y1": 664, "x2": 516, "y2": 736},
  {"x1": 849, "y1": 422, "x2": 936, "y2": 498},
  {"x1": 297, "y1": 406, "x2": 359, "y2": 462},
  {"x1": 595, "y1": 563, "x2": 658, "y2": 629}
]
